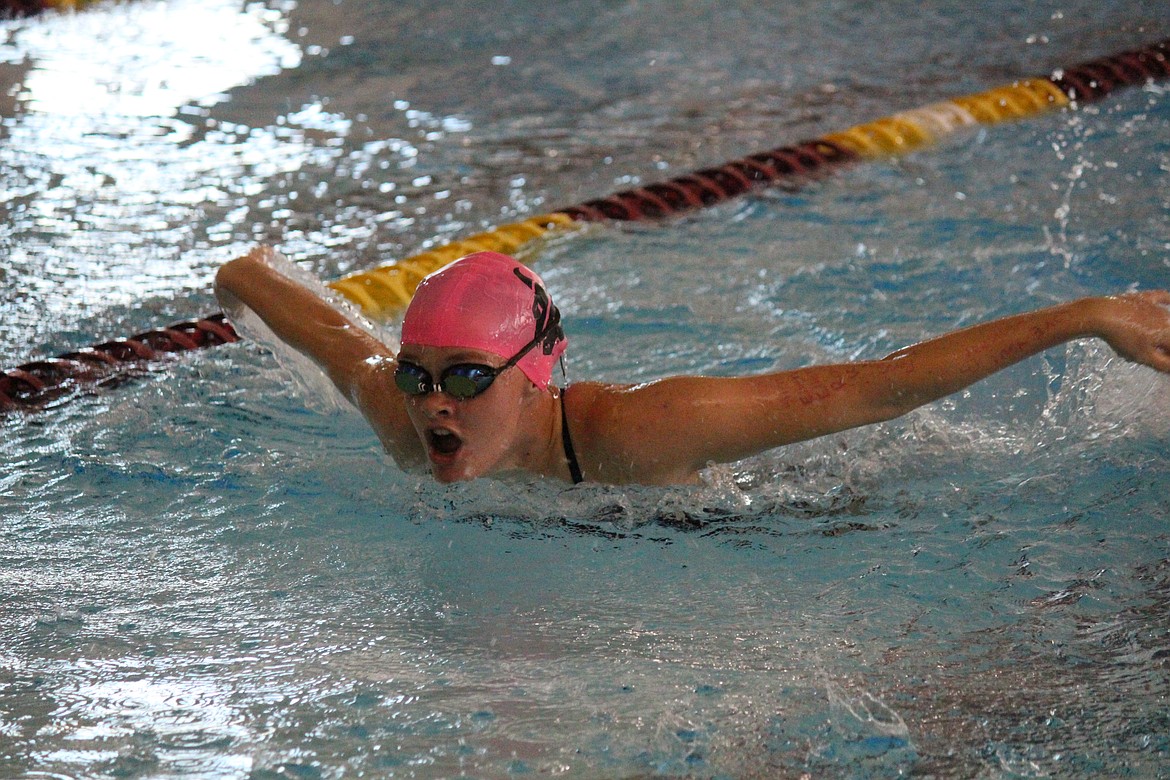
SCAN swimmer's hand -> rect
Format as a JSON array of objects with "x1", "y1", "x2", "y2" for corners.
[
  {"x1": 1091, "y1": 290, "x2": 1170, "y2": 374},
  {"x1": 214, "y1": 245, "x2": 280, "y2": 317}
]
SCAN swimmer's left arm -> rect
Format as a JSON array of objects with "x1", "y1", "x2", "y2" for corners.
[{"x1": 585, "y1": 291, "x2": 1170, "y2": 483}]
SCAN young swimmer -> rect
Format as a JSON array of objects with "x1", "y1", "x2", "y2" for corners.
[{"x1": 215, "y1": 246, "x2": 1170, "y2": 485}]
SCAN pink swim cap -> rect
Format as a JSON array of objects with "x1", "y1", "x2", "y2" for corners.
[{"x1": 400, "y1": 251, "x2": 567, "y2": 390}]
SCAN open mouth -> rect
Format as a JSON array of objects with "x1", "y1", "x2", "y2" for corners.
[{"x1": 428, "y1": 428, "x2": 463, "y2": 457}]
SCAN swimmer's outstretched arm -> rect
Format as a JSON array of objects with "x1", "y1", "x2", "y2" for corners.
[
  {"x1": 582, "y1": 291, "x2": 1170, "y2": 484},
  {"x1": 214, "y1": 246, "x2": 424, "y2": 467}
]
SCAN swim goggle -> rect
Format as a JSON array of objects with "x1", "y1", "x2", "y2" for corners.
[{"x1": 394, "y1": 310, "x2": 562, "y2": 400}]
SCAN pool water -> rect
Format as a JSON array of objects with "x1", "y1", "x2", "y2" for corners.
[{"x1": 2, "y1": 0, "x2": 1170, "y2": 777}]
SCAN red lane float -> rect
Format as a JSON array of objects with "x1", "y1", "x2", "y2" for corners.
[{"x1": 0, "y1": 314, "x2": 238, "y2": 410}]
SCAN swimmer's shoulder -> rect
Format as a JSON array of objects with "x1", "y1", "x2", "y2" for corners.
[
  {"x1": 560, "y1": 382, "x2": 619, "y2": 481},
  {"x1": 562, "y1": 380, "x2": 697, "y2": 485},
  {"x1": 561, "y1": 381, "x2": 630, "y2": 425},
  {"x1": 349, "y1": 354, "x2": 427, "y2": 469}
]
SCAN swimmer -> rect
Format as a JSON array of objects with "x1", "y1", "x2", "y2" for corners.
[{"x1": 215, "y1": 246, "x2": 1170, "y2": 485}]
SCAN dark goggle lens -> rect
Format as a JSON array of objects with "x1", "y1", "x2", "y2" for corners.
[
  {"x1": 441, "y1": 366, "x2": 496, "y2": 399},
  {"x1": 394, "y1": 362, "x2": 431, "y2": 395}
]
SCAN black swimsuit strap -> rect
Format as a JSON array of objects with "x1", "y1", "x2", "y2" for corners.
[{"x1": 560, "y1": 387, "x2": 584, "y2": 484}]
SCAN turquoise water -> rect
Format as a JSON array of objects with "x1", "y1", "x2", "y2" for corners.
[{"x1": 3, "y1": 0, "x2": 1170, "y2": 777}]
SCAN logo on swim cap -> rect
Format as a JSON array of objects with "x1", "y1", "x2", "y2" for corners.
[
  {"x1": 512, "y1": 267, "x2": 564, "y2": 357},
  {"x1": 401, "y1": 252, "x2": 567, "y2": 390}
]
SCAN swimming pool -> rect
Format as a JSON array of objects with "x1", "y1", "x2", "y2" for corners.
[{"x1": 2, "y1": 0, "x2": 1169, "y2": 776}]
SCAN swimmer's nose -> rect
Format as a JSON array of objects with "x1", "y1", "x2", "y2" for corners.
[{"x1": 417, "y1": 389, "x2": 456, "y2": 417}]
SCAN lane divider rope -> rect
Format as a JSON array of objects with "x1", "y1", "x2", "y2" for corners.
[
  {"x1": 326, "y1": 39, "x2": 1166, "y2": 314},
  {"x1": 0, "y1": 314, "x2": 239, "y2": 411},
  {"x1": 2, "y1": 37, "x2": 1167, "y2": 411},
  {"x1": 0, "y1": 0, "x2": 98, "y2": 16}
]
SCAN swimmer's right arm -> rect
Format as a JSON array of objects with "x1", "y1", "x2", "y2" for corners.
[
  {"x1": 215, "y1": 246, "x2": 391, "y2": 396},
  {"x1": 215, "y1": 246, "x2": 424, "y2": 465}
]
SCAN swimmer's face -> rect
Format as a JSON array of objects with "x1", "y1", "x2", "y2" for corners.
[{"x1": 395, "y1": 344, "x2": 540, "y2": 483}]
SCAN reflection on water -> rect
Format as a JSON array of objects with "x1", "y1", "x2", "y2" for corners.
[
  {"x1": 0, "y1": 0, "x2": 306, "y2": 350},
  {"x1": 2, "y1": 0, "x2": 1170, "y2": 777}
]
